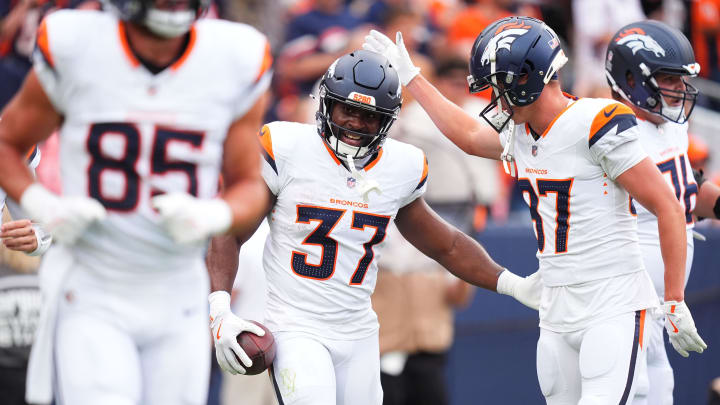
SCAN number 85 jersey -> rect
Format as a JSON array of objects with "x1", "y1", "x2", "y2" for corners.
[
  {"x1": 32, "y1": 10, "x2": 271, "y2": 275},
  {"x1": 258, "y1": 121, "x2": 427, "y2": 340},
  {"x1": 505, "y1": 97, "x2": 649, "y2": 287}
]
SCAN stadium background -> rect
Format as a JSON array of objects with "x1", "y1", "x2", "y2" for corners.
[{"x1": 1, "y1": 0, "x2": 720, "y2": 404}]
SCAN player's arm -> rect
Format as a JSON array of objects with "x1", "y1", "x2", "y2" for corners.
[
  {"x1": 693, "y1": 171, "x2": 720, "y2": 220},
  {"x1": 363, "y1": 30, "x2": 503, "y2": 160},
  {"x1": 0, "y1": 71, "x2": 62, "y2": 201},
  {"x1": 207, "y1": 188, "x2": 274, "y2": 294},
  {"x1": 220, "y1": 91, "x2": 271, "y2": 235},
  {"x1": 617, "y1": 158, "x2": 687, "y2": 301},
  {"x1": 395, "y1": 197, "x2": 540, "y2": 309}
]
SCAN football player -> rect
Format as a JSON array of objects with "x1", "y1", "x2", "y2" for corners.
[
  {"x1": 206, "y1": 50, "x2": 541, "y2": 405},
  {"x1": 363, "y1": 16, "x2": 707, "y2": 405},
  {"x1": 0, "y1": 0, "x2": 271, "y2": 403},
  {"x1": 604, "y1": 20, "x2": 720, "y2": 405}
]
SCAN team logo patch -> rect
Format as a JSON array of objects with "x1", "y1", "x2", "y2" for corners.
[
  {"x1": 616, "y1": 31, "x2": 665, "y2": 57},
  {"x1": 349, "y1": 92, "x2": 376, "y2": 106},
  {"x1": 347, "y1": 177, "x2": 356, "y2": 188},
  {"x1": 531, "y1": 144, "x2": 538, "y2": 157},
  {"x1": 481, "y1": 22, "x2": 532, "y2": 66}
]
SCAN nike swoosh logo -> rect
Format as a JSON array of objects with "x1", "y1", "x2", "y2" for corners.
[
  {"x1": 603, "y1": 105, "x2": 618, "y2": 118},
  {"x1": 669, "y1": 318, "x2": 679, "y2": 334},
  {"x1": 216, "y1": 321, "x2": 223, "y2": 340}
]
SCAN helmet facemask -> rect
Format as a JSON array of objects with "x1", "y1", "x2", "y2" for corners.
[
  {"x1": 103, "y1": 0, "x2": 208, "y2": 38},
  {"x1": 317, "y1": 84, "x2": 398, "y2": 160},
  {"x1": 647, "y1": 74, "x2": 698, "y2": 124}
]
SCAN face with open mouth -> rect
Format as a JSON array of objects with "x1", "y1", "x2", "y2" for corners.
[{"x1": 330, "y1": 102, "x2": 382, "y2": 147}]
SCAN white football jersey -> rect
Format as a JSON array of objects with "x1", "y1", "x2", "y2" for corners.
[
  {"x1": 503, "y1": 97, "x2": 658, "y2": 331},
  {"x1": 32, "y1": 10, "x2": 271, "y2": 275},
  {"x1": 259, "y1": 121, "x2": 427, "y2": 340},
  {"x1": 634, "y1": 119, "x2": 696, "y2": 299}
]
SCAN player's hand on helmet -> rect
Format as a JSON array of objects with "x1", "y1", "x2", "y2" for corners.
[
  {"x1": 20, "y1": 183, "x2": 106, "y2": 244},
  {"x1": 663, "y1": 300, "x2": 707, "y2": 357},
  {"x1": 496, "y1": 269, "x2": 542, "y2": 310},
  {"x1": 151, "y1": 193, "x2": 232, "y2": 245},
  {"x1": 362, "y1": 30, "x2": 419, "y2": 86},
  {"x1": 208, "y1": 291, "x2": 266, "y2": 375}
]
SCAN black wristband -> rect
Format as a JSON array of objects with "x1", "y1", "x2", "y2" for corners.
[
  {"x1": 693, "y1": 169, "x2": 706, "y2": 188},
  {"x1": 714, "y1": 195, "x2": 720, "y2": 220}
]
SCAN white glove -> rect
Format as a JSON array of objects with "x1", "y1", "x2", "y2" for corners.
[
  {"x1": 496, "y1": 269, "x2": 542, "y2": 310},
  {"x1": 20, "y1": 183, "x2": 106, "y2": 244},
  {"x1": 362, "y1": 30, "x2": 420, "y2": 86},
  {"x1": 209, "y1": 291, "x2": 266, "y2": 375},
  {"x1": 663, "y1": 300, "x2": 707, "y2": 357},
  {"x1": 151, "y1": 193, "x2": 232, "y2": 245}
]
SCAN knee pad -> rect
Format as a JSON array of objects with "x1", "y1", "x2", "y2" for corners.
[{"x1": 537, "y1": 337, "x2": 561, "y2": 397}]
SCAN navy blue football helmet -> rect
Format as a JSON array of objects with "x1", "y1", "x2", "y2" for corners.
[
  {"x1": 468, "y1": 16, "x2": 568, "y2": 132},
  {"x1": 605, "y1": 20, "x2": 699, "y2": 124},
  {"x1": 102, "y1": 0, "x2": 209, "y2": 37},
  {"x1": 317, "y1": 50, "x2": 402, "y2": 160}
]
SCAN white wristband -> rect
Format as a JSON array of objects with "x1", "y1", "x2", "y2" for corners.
[
  {"x1": 26, "y1": 224, "x2": 52, "y2": 256},
  {"x1": 209, "y1": 290, "x2": 232, "y2": 320},
  {"x1": 496, "y1": 269, "x2": 522, "y2": 296},
  {"x1": 207, "y1": 198, "x2": 233, "y2": 235},
  {"x1": 19, "y1": 183, "x2": 57, "y2": 224}
]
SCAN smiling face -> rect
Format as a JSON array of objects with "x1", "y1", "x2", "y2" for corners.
[{"x1": 330, "y1": 102, "x2": 382, "y2": 147}]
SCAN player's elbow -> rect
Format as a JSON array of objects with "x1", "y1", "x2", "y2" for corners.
[{"x1": 655, "y1": 196, "x2": 684, "y2": 222}]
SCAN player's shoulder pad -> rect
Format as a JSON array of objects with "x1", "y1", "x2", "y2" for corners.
[
  {"x1": 384, "y1": 138, "x2": 428, "y2": 190},
  {"x1": 260, "y1": 121, "x2": 315, "y2": 174},
  {"x1": 36, "y1": 10, "x2": 107, "y2": 69},
  {"x1": 587, "y1": 99, "x2": 637, "y2": 148},
  {"x1": 195, "y1": 19, "x2": 272, "y2": 83}
]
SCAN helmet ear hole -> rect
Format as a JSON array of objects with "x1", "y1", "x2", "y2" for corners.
[{"x1": 625, "y1": 71, "x2": 636, "y2": 88}]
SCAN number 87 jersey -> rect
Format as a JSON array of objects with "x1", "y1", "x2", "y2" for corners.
[
  {"x1": 32, "y1": 10, "x2": 272, "y2": 275},
  {"x1": 506, "y1": 97, "x2": 648, "y2": 287}
]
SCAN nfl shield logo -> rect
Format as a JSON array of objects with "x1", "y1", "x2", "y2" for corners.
[
  {"x1": 532, "y1": 145, "x2": 538, "y2": 156},
  {"x1": 347, "y1": 177, "x2": 356, "y2": 188}
]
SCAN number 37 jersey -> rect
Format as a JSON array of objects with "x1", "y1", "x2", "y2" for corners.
[
  {"x1": 32, "y1": 10, "x2": 271, "y2": 275},
  {"x1": 504, "y1": 97, "x2": 649, "y2": 287},
  {"x1": 259, "y1": 122, "x2": 427, "y2": 340}
]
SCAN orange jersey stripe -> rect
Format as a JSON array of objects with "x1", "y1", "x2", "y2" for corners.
[
  {"x1": 255, "y1": 40, "x2": 273, "y2": 82},
  {"x1": 259, "y1": 124, "x2": 274, "y2": 160},
  {"x1": 415, "y1": 154, "x2": 429, "y2": 190},
  {"x1": 36, "y1": 19, "x2": 54, "y2": 68},
  {"x1": 363, "y1": 148, "x2": 383, "y2": 171},
  {"x1": 638, "y1": 309, "x2": 646, "y2": 350},
  {"x1": 117, "y1": 22, "x2": 140, "y2": 68},
  {"x1": 171, "y1": 26, "x2": 197, "y2": 71},
  {"x1": 588, "y1": 103, "x2": 636, "y2": 147}
]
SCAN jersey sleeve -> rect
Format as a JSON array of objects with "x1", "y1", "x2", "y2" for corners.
[
  {"x1": 587, "y1": 102, "x2": 647, "y2": 180},
  {"x1": 230, "y1": 28, "x2": 273, "y2": 120},
  {"x1": 32, "y1": 10, "x2": 83, "y2": 114},
  {"x1": 259, "y1": 123, "x2": 282, "y2": 195},
  {"x1": 399, "y1": 151, "x2": 428, "y2": 207}
]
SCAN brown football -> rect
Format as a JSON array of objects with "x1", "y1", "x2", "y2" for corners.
[{"x1": 235, "y1": 320, "x2": 276, "y2": 375}]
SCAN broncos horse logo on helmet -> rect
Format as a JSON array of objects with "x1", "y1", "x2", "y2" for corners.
[
  {"x1": 616, "y1": 30, "x2": 666, "y2": 57},
  {"x1": 468, "y1": 16, "x2": 568, "y2": 132},
  {"x1": 606, "y1": 20, "x2": 700, "y2": 124}
]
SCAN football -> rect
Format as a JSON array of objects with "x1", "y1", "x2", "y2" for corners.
[{"x1": 235, "y1": 321, "x2": 276, "y2": 375}]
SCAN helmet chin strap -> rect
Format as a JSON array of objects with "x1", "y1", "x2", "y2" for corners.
[
  {"x1": 344, "y1": 154, "x2": 382, "y2": 203},
  {"x1": 144, "y1": 8, "x2": 195, "y2": 38},
  {"x1": 499, "y1": 119, "x2": 516, "y2": 177}
]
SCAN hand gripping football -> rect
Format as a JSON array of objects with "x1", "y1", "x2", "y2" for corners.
[{"x1": 236, "y1": 321, "x2": 276, "y2": 375}]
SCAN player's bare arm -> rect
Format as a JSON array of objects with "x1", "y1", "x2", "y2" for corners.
[
  {"x1": 616, "y1": 158, "x2": 687, "y2": 301},
  {"x1": 207, "y1": 187, "x2": 274, "y2": 293},
  {"x1": 694, "y1": 176, "x2": 720, "y2": 220},
  {"x1": 406, "y1": 74, "x2": 503, "y2": 159},
  {"x1": 363, "y1": 30, "x2": 503, "y2": 160},
  {"x1": 221, "y1": 91, "x2": 271, "y2": 235},
  {"x1": 0, "y1": 71, "x2": 61, "y2": 201}
]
